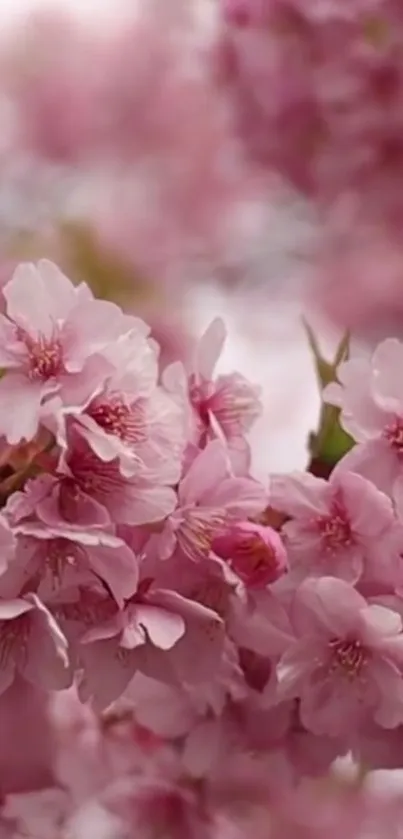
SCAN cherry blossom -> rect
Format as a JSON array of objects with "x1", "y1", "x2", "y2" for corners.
[
  {"x1": 270, "y1": 467, "x2": 400, "y2": 583},
  {"x1": 277, "y1": 577, "x2": 403, "y2": 737}
]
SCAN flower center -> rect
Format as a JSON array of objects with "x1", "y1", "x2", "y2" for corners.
[
  {"x1": 383, "y1": 417, "x2": 403, "y2": 456},
  {"x1": 23, "y1": 332, "x2": 63, "y2": 382},
  {"x1": 70, "y1": 449, "x2": 123, "y2": 497},
  {"x1": 178, "y1": 508, "x2": 226, "y2": 561},
  {"x1": 44, "y1": 538, "x2": 84, "y2": 587},
  {"x1": 316, "y1": 501, "x2": 352, "y2": 552},
  {"x1": 87, "y1": 397, "x2": 147, "y2": 444},
  {"x1": 329, "y1": 639, "x2": 368, "y2": 680}
]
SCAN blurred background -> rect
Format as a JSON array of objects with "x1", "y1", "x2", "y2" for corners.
[
  {"x1": 0, "y1": 0, "x2": 333, "y2": 480},
  {"x1": 3, "y1": 0, "x2": 402, "y2": 477}
]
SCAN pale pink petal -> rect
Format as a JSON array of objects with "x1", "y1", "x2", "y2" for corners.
[
  {"x1": 209, "y1": 476, "x2": 267, "y2": 515},
  {"x1": 276, "y1": 638, "x2": 321, "y2": 700},
  {"x1": 86, "y1": 544, "x2": 139, "y2": 606},
  {"x1": 270, "y1": 472, "x2": 329, "y2": 517},
  {"x1": 179, "y1": 440, "x2": 228, "y2": 506},
  {"x1": 193, "y1": 318, "x2": 227, "y2": 381},
  {"x1": 292, "y1": 577, "x2": 366, "y2": 637},
  {"x1": 360, "y1": 605, "x2": 403, "y2": 643},
  {"x1": 4, "y1": 263, "x2": 65, "y2": 337},
  {"x1": 133, "y1": 604, "x2": 185, "y2": 650},
  {"x1": 108, "y1": 482, "x2": 177, "y2": 525},
  {"x1": 337, "y1": 439, "x2": 400, "y2": 495},
  {"x1": 334, "y1": 471, "x2": 394, "y2": 536},
  {"x1": 0, "y1": 375, "x2": 44, "y2": 443},
  {"x1": 0, "y1": 600, "x2": 32, "y2": 620},
  {"x1": 300, "y1": 676, "x2": 362, "y2": 737},
  {"x1": 23, "y1": 596, "x2": 71, "y2": 691},
  {"x1": 371, "y1": 339, "x2": 403, "y2": 408},
  {"x1": 79, "y1": 639, "x2": 137, "y2": 711}
]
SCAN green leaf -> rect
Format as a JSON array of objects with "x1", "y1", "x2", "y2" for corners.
[
  {"x1": 304, "y1": 322, "x2": 354, "y2": 469},
  {"x1": 302, "y1": 319, "x2": 350, "y2": 390}
]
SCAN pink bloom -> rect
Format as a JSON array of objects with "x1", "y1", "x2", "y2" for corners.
[
  {"x1": 190, "y1": 318, "x2": 262, "y2": 439},
  {"x1": 75, "y1": 372, "x2": 185, "y2": 482},
  {"x1": 10, "y1": 524, "x2": 139, "y2": 607},
  {"x1": 158, "y1": 439, "x2": 267, "y2": 562},
  {"x1": 270, "y1": 469, "x2": 399, "y2": 583},
  {"x1": 167, "y1": 318, "x2": 261, "y2": 454},
  {"x1": 325, "y1": 338, "x2": 403, "y2": 493},
  {"x1": 277, "y1": 577, "x2": 403, "y2": 736},
  {"x1": 213, "y1": 520, "x2": 288, "y2": 587},
  {"x1": 0, "y1": 260, "x2": 136, "y2": 443},
  {"x1": 0, "y1": 593, "x2": 70, "y2": 694},
  {"x1": 46, "y1": 423, "x2": 177, "y2": 527},
  {"x1": 6, "y1": 472, "x2": 111, "y2": 531},
  {"x1": 78, "y1": 588, "x2": 224, "y2": 710}
]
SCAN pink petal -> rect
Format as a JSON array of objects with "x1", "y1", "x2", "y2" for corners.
[
  {"x1": 0, "y1": 600, "x2": 32, "y2": 620},
  {"x1": 270, "y1": 472, "x2": 329, "y2": 517},
  {"x1": 86, "y1": 544, "x2": 139, "y2": 606},
  {"x1": 79, "y1": 638, "x2": 137, "y2": 711},
  {"x1": 193, "y1": 318, "x2": 226, "y2": 381},
  {"x1": 4, "y1": 263, "x2": 71, "y2": 337},
  {"x1": 108, "y1": 483, "x2": 177, "y2": 525},
  {"x1": 209, "y1": 476, "x2": 267, "y2": 516},
  {"x1": 371, "y1": 339, "x2": 403, "y2": 408},
  {"x1": 23, "y1": 596, "x2": 71, "y2": 691},
  {"x1": 292, "y1": 577, "x2": 366, "y2": 637},
  {"x1": 179, "y1": 440, "x2": 228, "y2": 506},
  {"x1": 0, "y1": 375, "x2": 44, "y2": 443},
  {"x1": 334, "y1": 471, "x2": 394, "y2": 537},
  {"x1": 134, "y1": 604, "x2": 185, "y2": 650},
  {"x1": 335, "y1": 438, "x2": 400, "y2": 495}
]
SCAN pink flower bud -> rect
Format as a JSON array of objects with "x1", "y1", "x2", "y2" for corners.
[{"x1": 213, "y1": 521, "x2": 288, "y2": 587}]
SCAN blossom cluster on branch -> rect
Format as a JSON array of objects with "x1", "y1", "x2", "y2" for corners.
[{"x1": 0, "y1": 260, "x2": 401, "y2": 835}]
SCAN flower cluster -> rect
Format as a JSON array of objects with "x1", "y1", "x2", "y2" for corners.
[{"x1": 0, "y1": 260, "x2": 402, "y2": 836}]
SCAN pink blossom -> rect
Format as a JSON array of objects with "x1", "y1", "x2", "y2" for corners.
[
  {"x1": 0, "y1": 260, "x2": 137, "y2": 444},
  {"x1": 0, "y1": 593, "x2": 70, "y2": 695},
  {"x1": 78, "y1": 588, "x2": 224, "y2": 710},
  {"x1": 158, "y1": 439, "x2": 267, "y2": 562},
  {"x1": 185, "y1": 318, "x2": 262, "y2": 450},
  {"x1": 10, "y1": 524, "x2": 139, "y2": 607},
  {"x1": 277, "y1": 576, "x2": 403, "y2": 736},
  {"x1": 45, "y1": 422, "x2": 177, "y2": 527},
  {"x1": 270, "y1": 468, "x2": 399, "y2": 583},
  {"x1": 325, "y1": 338, "x2": 403, "y2": 493},
  {"x1": 74, "y1": 369, "x2": 185, "y2": 482},
  {"x1": 213, "y1": 520, "x2": 288, "y2": 587}
]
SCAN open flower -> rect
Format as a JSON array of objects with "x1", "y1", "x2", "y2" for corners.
[
  {"x1": 325, "y1": 338, "x2": 403, "y2": 494},
  {"x1": 165, "y1": 319, "x2": 261, "y2": 456},
  {"x1": 45, "y1": 423, "x2": 177, "y2": 527},
  {"x1": 277, "y1": 577, "x2": 403, "y2": 737},
  {"x1": 0, "y1": 260, "x2": 137, "y2": 443},
  {"x1": 158, "y1": 440, "x2": 267, "y2": 563},
  {"x1": 10, "y1": 523, "x2": 139, "y2": 607},
  {"x1": 270, "y1": 468, "x2": 400, "y2": 583},
  {"x1": 78, "y1": 588, "x2": 224, "y2": 710}
]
